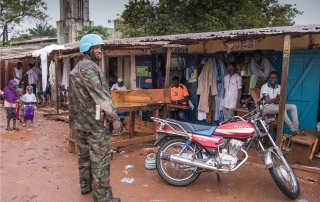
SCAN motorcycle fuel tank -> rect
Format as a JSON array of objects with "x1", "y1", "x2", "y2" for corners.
[{"x1": 213, "y1": 122, "x2": 255, "y2": 138}]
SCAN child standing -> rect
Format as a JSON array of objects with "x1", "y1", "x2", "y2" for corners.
[
  {"x1": 23, "y1": 86, "x2": 37, "y2": 127},
  {"x1": 16, "y1": 88, "x2": 24, "y2": 123},
  {"x1": 3, "y1": 80, "x2": 20, "y2": 131}
]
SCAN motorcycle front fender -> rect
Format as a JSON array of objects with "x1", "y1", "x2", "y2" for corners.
[
  {"x1": 264, "y1": 148, "x2": 274, "y2": 169},
  {"x1": 264, "y1": 147, "x2": 283, "y2": 169}
]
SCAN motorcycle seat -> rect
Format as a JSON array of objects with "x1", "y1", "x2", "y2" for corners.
[{"x1": 167, "y1": 119, "x2": 216, "y2": 136}]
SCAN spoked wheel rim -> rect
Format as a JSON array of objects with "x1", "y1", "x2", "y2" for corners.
[
  {"x1": 273, "y1": 154, "x2": 298, "y2": 192},
  {"x1": 159, "y1": 142, "x2": 198, "y2": 182}
]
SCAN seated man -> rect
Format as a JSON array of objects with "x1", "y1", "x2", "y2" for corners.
[
  {"x1": 260, "y1": 71, "x2": 303, "y2": 136},
  {"x1": 111, "y1": 78, "x2": 127, "y2": 90},
  {"x1": 170, "y1": 76, "x2": 189, "y2": 121},
  {"x1": 243, "y1": 49, "x2": 276, "y2": 105}
]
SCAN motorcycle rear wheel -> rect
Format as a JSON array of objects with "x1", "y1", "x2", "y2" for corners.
[
  {"x1": 156, "y1": 138, "x2": 202, "y2": 186},
  {"x1": 269, "y1": 152, "x2": 300, "y2": 199}
]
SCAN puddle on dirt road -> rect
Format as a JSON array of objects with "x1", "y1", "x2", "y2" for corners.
[{"x1": 0, "y1": 132, "x2": 40, "y2": 140}]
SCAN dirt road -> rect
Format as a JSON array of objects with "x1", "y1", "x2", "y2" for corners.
[{"x1": 1, "y1": 109, "x2": 319, "y2": 202}]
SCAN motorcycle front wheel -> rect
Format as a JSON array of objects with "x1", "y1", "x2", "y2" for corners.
[
  {"x1": 269, "y1": 152, "x2": 300, "y2": 199},
  {"x1": 156, "y1": 138, "x2": 202, "y2": 186}
]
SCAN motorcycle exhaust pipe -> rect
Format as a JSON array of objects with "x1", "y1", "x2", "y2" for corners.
[{"x1": 160, "y1": 152, "x2": 230, "y2": 172}]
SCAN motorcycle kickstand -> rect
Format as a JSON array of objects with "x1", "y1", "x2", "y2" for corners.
[{"x1": 216, "y1": 172, "x2": 221, "y2": 182}]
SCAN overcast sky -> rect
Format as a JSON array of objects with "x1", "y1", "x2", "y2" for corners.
[{"x1": 13, "y1": 0, "x2": 320, "y2": 37}]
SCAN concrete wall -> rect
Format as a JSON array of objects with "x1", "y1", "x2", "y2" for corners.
[
  {"x1": 188, "y1": 34, "x2": 320, "y2": 54},
  {"x1": 57, "y1": 19, "x2": 93, "y2": 44}
]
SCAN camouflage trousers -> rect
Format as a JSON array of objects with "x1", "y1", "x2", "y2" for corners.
[{"x1": 76, "y1": 130, "x2": 113, "y2": 202}]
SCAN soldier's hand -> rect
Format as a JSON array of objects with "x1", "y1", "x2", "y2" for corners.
[{"x1": 112, "y1": 120, "x2": 121, "y2": 133}]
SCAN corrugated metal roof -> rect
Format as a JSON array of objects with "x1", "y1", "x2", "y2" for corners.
[
  {"x1": 1, "y1": 24, "x2": 319, "y2": 60},
  {"x1": 103, "y1": 24, "x2": 320, "y2": 44}
]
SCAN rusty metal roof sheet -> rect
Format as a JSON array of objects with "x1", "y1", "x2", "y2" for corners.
[{"x1": 1, "y1": 24, "x2": 319, "y2": 60}]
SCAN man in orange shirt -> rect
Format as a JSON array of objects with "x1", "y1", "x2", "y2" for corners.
[{"x1": 170, "y1": 76, "x2": 189, "y2": 121}]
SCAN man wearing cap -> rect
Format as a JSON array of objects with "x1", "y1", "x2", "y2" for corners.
[
  {"x1": 69, "y1": 34, "x2": 121, "y2": 202},
  {"x1": 110, "y1": 78, "x2": 127, "y2": 90}
]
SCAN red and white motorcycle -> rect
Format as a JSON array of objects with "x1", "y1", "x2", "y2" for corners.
[{"x1": 151, "y1": 99, "x2": 300, "y2": 199}]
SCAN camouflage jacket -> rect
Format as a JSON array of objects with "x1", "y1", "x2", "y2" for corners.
[{"x1": 69, "y1": 55, "x2": 118, "y2": 133}]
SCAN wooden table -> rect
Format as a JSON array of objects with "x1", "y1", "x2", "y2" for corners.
[{"x1": 67, "y1": 89, "x2": 170, "y2": 153}]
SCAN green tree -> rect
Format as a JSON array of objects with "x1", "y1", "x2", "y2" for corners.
[
  {"x1": 115, "y1": 0, "x2": 303, "y2": 38},
  {"x1": 28, "y1": 23, "x2": 57, "y2": 37},
  {"x1": 75, "y1": 25, "x2": 111, "y2": 41},
  {"x1": 17, "y1": 33, "x2": 32, "y2": 40},
  {"x1": 0, "y1": 0, "x2": 49, "y2": 43}
]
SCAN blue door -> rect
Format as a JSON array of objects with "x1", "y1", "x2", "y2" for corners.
[{"x1": 284, "y1": 50, "x2": 320, "y2": 133}]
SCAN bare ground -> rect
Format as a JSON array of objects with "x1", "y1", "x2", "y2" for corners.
[{"x1": 1, "y1": 108, "x2": 320, "y2": 202}]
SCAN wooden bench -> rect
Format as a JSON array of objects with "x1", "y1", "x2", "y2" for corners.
[
  {"x1": 67, "y1": 89, "x2": 170, "y2": 153},
  {"x1": 288, "y1": 129, "x2": 320, "y2": 166}
]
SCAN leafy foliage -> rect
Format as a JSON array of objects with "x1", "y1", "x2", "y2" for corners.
[
  {"x1": 28, "y1": 23, "x2": 57, "y2": 37},
  {"x1": 115, "y1": 0, "x2": 303, "y2": 38},
  {"x1": 75, "y1": 25, "x2": 111, "y2": 41},
  {"x1": 0, "y1": 0, "x2": 49, "y2": 42},
  {"x1": 0, "y1": 40, "x2": 12, "y2": 47},
  {"x1": 17, "y1": 33, "x2": 32, "y2": 40}
]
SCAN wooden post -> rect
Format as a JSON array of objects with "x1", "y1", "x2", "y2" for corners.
[
  {"x1": 130, "y1": 54, "x2": 136, "y2": 89},
  {"x1": 163, "y1": 48, "x2": 172, "y2": 119},
  {"x1": 101, "y1": 50, "x2": 105, "y2": 73},
  {"x1": 105, "y1": 56, "x2": 109, "y2": 82},
  {"x1": 129, "y1": 110, "x2": 135, "y2": 139},
  {"x1": 54, "y1": 54, "x2": 59, "y2": 114},
  {"x1": 4, "y1": 60, "x2": 8, "y2": 87},
  {"x1": 164, "y1": 48, "x2": 172, "y2": 88},
  {"x1": 276, "y1": 34, "x2": 291, "y2": 147}
]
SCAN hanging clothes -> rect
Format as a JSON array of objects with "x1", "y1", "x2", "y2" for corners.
[
  {"x1": 32, "y1": 44, "x2": 65, "y2": 91},
  {"x1": 61, "y1": 58, "x2": 70, "y2": 88},
  {"x1": 196, "y1": 58, "x2": 217, "y2": 113},
  {"x1": 49, "y1": 61, "x2": 55, "y2": 87},
  {"x1": 214, "y1": 59, "x2": 228, "y2": 121}
]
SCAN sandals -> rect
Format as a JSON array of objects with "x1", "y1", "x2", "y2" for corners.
[
  {"x1": 13, "y1": 127, "x2": 19, "y2": 131},
  {"x1": 6, "y1": 127, "x2": 13, "y2": 131},
  {"x1": 22, "y1": 123, "x2": 26, "y2": 127}
]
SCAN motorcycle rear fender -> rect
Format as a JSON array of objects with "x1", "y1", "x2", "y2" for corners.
[{"x1": 152, "y1": 133, "x2": 182, "y2": 146}]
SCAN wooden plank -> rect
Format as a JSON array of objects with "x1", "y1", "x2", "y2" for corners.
[
  {"x1": 310, "y1": 138, "x2": 318, "y2": 160},
  {"x1": 291, "y1": 131, "x2": 317, "y2": 146},
  {"x1": 110, "y1": 134, "x2": 157, "y2": 148},
  {"x1": 276, "y1": 34, "x2": 291, "y2": 147},
  {"x1": 164, "y1": 47, "x2": 172, "y2": 88},
  {"x1": 130, "y1": 54, "x2": 136, "y2": 89},
  {"x1": 101, "y1": 50, "x2": 105, "y2": 73},
  {"x1": 54, "y1": 54, "x2": 59, "y2": 114},
  {"x1": 4, "y1": 60, "x2": 8, "y2": 88},
  {"x1": 105, "y1": 56, "x2": 109, "y2": 82},
  {"x1": 153, "y1": 109, "x2": 159, "y2": 138},
  {"x1": 111, "y1": 89, "x2": 170, "y2": 104},
  {"x1": 105, "y1": 50, "x2": 151, "y2": 56},
  {"x1": 123, "y1": 117, "x2": 154, "y2": 134},
  {"x1": 163, "y1": 104, "x2": 168, "y2": 119},
  {"x1": 249, "y1": 88, "x2": 260, "y2": 104},
  {"x1": 129, "y1": 111, "x2": 135, "y2": 139}
]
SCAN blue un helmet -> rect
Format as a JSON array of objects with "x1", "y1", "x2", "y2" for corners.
[{"x1": 79, "y1": 34, "x2": 104, "y2": 53}]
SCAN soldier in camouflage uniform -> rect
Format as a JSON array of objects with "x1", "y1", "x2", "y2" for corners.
[{"x1": 69, "y1": 34, "x2": 121, "y2": 202}]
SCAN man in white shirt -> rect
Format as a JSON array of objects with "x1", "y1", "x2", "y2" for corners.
[
  {"x1": 13, "y1": 62, "x2": 24, "y2": 90},
  {"x1": 260, "y1": 71, "x2": 303, "y2": 136},
  {"x1": 222, "y1": 62, "x2": 242, "y2": 121},
  {"x1": 110, "y1": 78, "x2": 127, "y2": 90},
  {"x1": 24, "y1": 63, "x2": 38, "y2": 95}
]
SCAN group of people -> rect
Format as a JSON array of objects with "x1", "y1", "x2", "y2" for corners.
[
  {"x1": 1, "y1": 80, "x2": 37, "y2": 131},
  {"x1": 221, "y1": 50, "x2": 304, "y2": 136}
]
